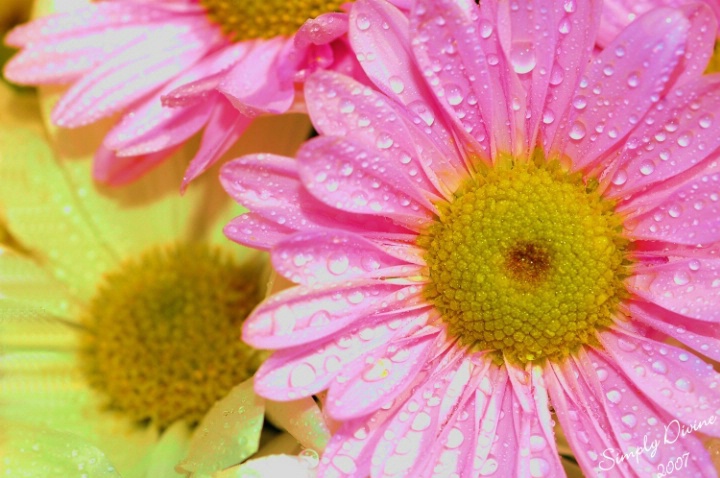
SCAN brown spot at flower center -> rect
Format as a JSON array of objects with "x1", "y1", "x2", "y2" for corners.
[{"x1": 505, "y1": 241, "x2": 552, "y2": 283}]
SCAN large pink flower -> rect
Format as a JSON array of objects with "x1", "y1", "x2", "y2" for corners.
[
  {"x1": 4, "y1": 0, "x2": 367, "y2": 188},
  {"x1": 222, "y1": 0, "x2": 720, "y2": 476}
]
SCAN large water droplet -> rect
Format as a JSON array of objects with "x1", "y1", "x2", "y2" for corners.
[
  {"x1": 612, "y1": 169, "x2": 628, "y2": 186},
  {"x1": 446, "y1": 84, "x2": 464, "y2": 106},
  {"x1": 389, "y1": 76, "x2": 405, "y2": 94},
  {"x1": 290, "y1": 363, "x2": 317, "y2": 387},
  {"x1": 673, "y1": 271, "x2": 690, "y2": 285},
  {"x1": 411, "y1": 412, "x2": 432, "y2": 431},
  {"x1": 699, "y1": 114, "x2": 713, "y2": 129},
  {"x1": 639, "y1": 160, "x2": 655, "y2": 176},
  {"x1": 674, "y1": 378, "x2": 693, "y2": 392},
  {"x1": 510, "y1": 41, "x2": 537, "y2": 74},
  {"x1": 569, "y1": 121, "x2": 586, "y2": 140},
  {"x1": 355, "y1": 15, "x2": 371, "y2": 31},
  {"x1": 479, "y1": 20, "x2": 493, "y2": 39},
  {"x1": 606, "y1": 389, "x2": 622, "y2": 404},
  {"x1": 298, "y1": 449, "x2": 320, "y2": 468}
]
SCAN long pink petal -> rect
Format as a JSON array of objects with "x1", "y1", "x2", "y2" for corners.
[
  {"x1": 160, "y1": 41, "x2": 251, "y2": 107},
  {"x1": 629, "y1": 299, "x2": 720, "y2": 362},
  {"x1": 4, "y1": 2, "x2": 178, "y2": 47},
  {"x1": 297, "y1": 136, "x2": 436, "y2": 230},
  {"x1": 242, "y1": 280, "x2": 409, "y2": 349},
  {"x1": 673, "y1": 2, "x2": 718, "y2": 87},
  {"x1": 599, "y1": 329, "x2": 720, "y2": 436},
  {"x1": 4, "y1": 26, "x2": 155, "y2": 84},
  {"x1": 52, "y1": 19, "x2": 221, "y2": 127},
  {"x1": 181, "y1": 100, "x2": 252, "y2": 189},
  {"x1": 410, "y1": 0, "x2": 497, "y2": 157},
  {"x1": 629, "y1": 257, "x2": 720, "y2": 323},
  {"x1": 605, "y1": 75, "x2": 720, "y2": 198},
  {"x1": 92, "y1": 144, "x2": 174, "y2": 185},
  {"x1": 326, "y1": 330, "x2": 438, "y2": 420},
  {"x1": 253, "y1": 309, "x2": 434, "y2": 401},
  {"x1": 218, "y1": 38, "x2": 295, "y2": 116},
  {"x1": 348, "y1": 0, "x2": 465, "y2": 190},
  {"x1": 223, "y1": 213, "x2": 295, "y2": 250},
  {"x1": 220, "y1": 154, "x2": 415, "y2": 240},
  {"x1": 106, "y1": 96, "x2": 213, "y2": 157},
  {"x1": 541, "y1": 0, "x2": 602, "y2": 153},
  {"x1": 561, "y1": 7, "x2": 690, "y2": 172},
  {"x1": 623, "y1": 159, "x2": 720, "y2": 245},
  {"x1": 369, "y1": 346, "x2": 468, "y2": 478},
  {"x1": 272, "y1": 230, "x2": 408, "y2": 285},
  {"x1": 305, "y1": 70, "x2": 450, "y2": 199},
  {"x1": 546, "y1": 355, "x2": 635, "y2": 477},
  {"x1": 581, "y1": 347, "x2": 719, "y2": 475}
]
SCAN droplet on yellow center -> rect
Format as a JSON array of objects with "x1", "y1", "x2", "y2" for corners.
[
  {"x1": 199, "y1": 0, "x2": 349, "y2": 41},
  {"x1": 80, "y1": 243, "x2": 267, "y2": 429},
  {"x1": 417, "y1": 158, "x2": 631, "y2": 365}
]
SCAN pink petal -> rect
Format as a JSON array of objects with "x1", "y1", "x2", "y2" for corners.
[
  {"x1": 93, "y1": 144, "x2": 173, "y2": 185},
  {"x1": 4, "y1": 26, "x2": 155, "y2": 84},
  {"x1": 318, "y1": 360, "x2": 438, "y2": 478},
  {"x1": 223, "y1": 213, "x2": 294, "y2": 250},
  {"x1": 52, "y1": 19, "x2": 221, "y2": 127},
  {"x1": 297, "y1": 136, "x2": 436, "y2": 230},
  {"x1": 561, "y1": 7, "x2": 690, "y2": 172},
  {"x1": 618, "y1": 161, "x2": 720, "y2": 245},
  {"x1": 181, "y1": 100, "x2": 253, "y2": 190},
  {"x1": 369, "y1": 347, "x2": 467, "y2": 478},
  {"x1": 220, "y1": 154, "x2": 415, "y2": 240},
  {"x1": 580, "y1": 347, "x2": 720, "y2": 475},
  {"x1": 599, "y1": 328, "x2": 720, "y2": 436},
  {"x1": 410, "y1": 0, "x2": 497, "y2": 156},
  {"x1": 629, "y1": 257, "x2": 720, "y2": 322},
  {"x1": 242, "y1": 280, "x2": 408, "y2": 349},
  {"x1": 501, "y1": 0, "x2": 563, "y2": 160},
  {"x1": 272, "y1": 230, "x2": 408, "y2": 285},
  {"x1": 218, "y1": 38, "x2": 295, "y2": 116},
  {"x1": 629, "y1": 299, "x2": 720, "y2": 362},
  {"x1": 546, "y1": 355, "x2": 634, "y2": 477},
  {"x1": 305, "y1": 70, "x2": 450, "y2": 198},
  {"x1": 253, "y1": 308, "x2": 432, "y2": 401},
  {"x1": 161, "y1": 42, "x2": 251, "y2": 108},
  {"x1": 325, "y1": 330, "x2": 438, "y2": 420},
  {"x1": 672, "y1": 3, "x2": 719, "y2": 86},
  {"x1": 295, "y1": 12, "x2": 349, "y2": 49},
  {"x1": 348, "y1": 0, "x2": 465, "y2": 189},
  {"x1": 105, "y1": 95, "x2": 214, "y2": 157},
  {"x1": 605, "y1": 76, "x2": 720, "y2": 198},
  {"x1": 4, "y1": 2, "x2": 177, "y2": 47},
  {"x1": 541, "y1": 0, "x2": 602, "y2": 153}
]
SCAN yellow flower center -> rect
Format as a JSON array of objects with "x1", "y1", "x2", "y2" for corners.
[
  {"x1": 706, "y1": 41, "x2": 720, "y2": 74},
  {"x1": 80, "y1": 243, "x2": 266, "y2": 429},
  {"x1": 199, "y1": 0, "x2": 348, "y2": 41},
  {"x1": 418, "y1": 158, "x2": 631, "y2": 365}
]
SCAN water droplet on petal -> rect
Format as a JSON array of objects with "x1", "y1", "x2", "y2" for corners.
[
  {"x1": 674, "y1": 378, "x2": 693, "y2": 392},
  {"x1": 673, "y1": 271, "x2": 690, "y2": 285},
  {"x1": 446, "y1": 84, "x2": 464, "y2": 106},
  {"x1": 510, "y1": 41, "x2": 537, "y2": 74},
  {"x1": 677, "y1": 132, "x2": 693, "y2": 148},
  {"x1": 639, "y1": 161, "x2": 655, "y2": 175},
  {"x1": 298, "y1": 449, "x2": 320, "y2": 469},
  {"x1": 290, "y1": 363, "x2": 317, "y2": 387},
  {"x1": 606, "y1": 389, "x2": 622, "y2": 403},
  {"x1": 569, "y1": 121, "x2": 586, "y2": 140},
  {"x1": 355, "y1": 15, "x2": 371, "y2": 31},
  {"x1": 652, "y1": 360, "x2": 668, "y2": 374},
  {"x1": 480, "y1": 20, "x2": 493, "y2": 39},
  {"x1": 699, "y1": 114, "x2": 713, "y2": 129},
  {"x1": 389, "y1": 76, "x2": 405, "y2": 94},
  {"x1": 612, "y1": 169, "x2": 628, "y2": 186},
  {"x1": 411, "y1": 412, "x2": 432, "y2": 431}
]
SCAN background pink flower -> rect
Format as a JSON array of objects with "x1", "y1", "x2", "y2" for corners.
[
  {"x1": 222, "y1": 0, "x2": 720, "y2": 476},
  {"x1": 4, "y1": 0, "x2": 365, "y2": 188}
]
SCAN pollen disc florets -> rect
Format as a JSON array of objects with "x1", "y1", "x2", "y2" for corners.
[
  {"x1": 80, "y1": 243, "x2": 266, "y2": 428},
  {"x1": 199, "y1": 0, "x2": 348, "y2": 41},
  {"x1": 418, "y1": 158, "x2": 631, "y2": 365}
]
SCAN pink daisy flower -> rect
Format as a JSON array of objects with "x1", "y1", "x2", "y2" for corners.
[
  {"x1": 3, "y1": 0, "x2": 371, "y2": 188},
  {"x1": 222, "y1": 0, "x2": 720, "y2": 476}
]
